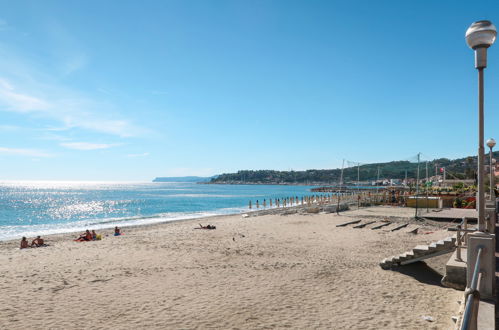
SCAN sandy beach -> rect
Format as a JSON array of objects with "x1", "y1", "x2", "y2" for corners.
[{"x1": 0, "y1": 205, "x2": 462, "y2": 329}]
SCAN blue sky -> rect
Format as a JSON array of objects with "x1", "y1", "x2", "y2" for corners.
[{"x1": 0, "y1": 0, "x2": 498, "y2": 180}]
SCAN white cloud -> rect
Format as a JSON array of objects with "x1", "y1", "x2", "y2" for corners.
[
  {"x1": 0, "y1": 147, "x2": 52, "y2": 157},
  {"x1": 0, "y1": 86, "x2": 50, "y2": 112},
  {"x1": 0, "y1": 78, "x2": 146, "y2": 137},
  {"x1": 0, "y1": 19, "x2": 9, "y2": 32},
  {"x1": 0, "y1": 28, "x2": 148, "y2": 138},
  {"x1": 0, "y1": 124, "x2": 21, "y2": 131},
  {"x1": 60, "y1": 142, "x2": 122, "y2": 150},
  {"x1": 127, "y1": 152, "x2": 150, "y2": 158},
  {"x1": 37, "y1": 132, "x2": 71, "y2": 141}
]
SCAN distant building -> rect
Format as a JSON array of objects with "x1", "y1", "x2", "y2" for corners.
[{"x1": 390, "y1": 179, "x2": 401, "y2": 185}]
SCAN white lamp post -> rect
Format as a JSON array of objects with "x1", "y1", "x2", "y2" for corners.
[
  {"x1": 466, "y1": 20, "x2": 496, "y2": 231},
  {"x1": 487, "y1": 138, "x2": 496, "y2": 200}
]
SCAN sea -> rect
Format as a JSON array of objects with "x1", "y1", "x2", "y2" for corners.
[{"x1": 0, "y1": 181, "x2": 328, "y2": 241}]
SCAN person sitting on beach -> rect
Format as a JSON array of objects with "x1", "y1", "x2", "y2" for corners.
[
  {"x1": 91, "y1": 230, "x2": 97, "y2": 240},
  {"x1": 20, "y1": 237, "x2": 30, "y2": 249},
  {"x1": 76, "y1": 230, "x2": 93, "y2": 242},
  {"x1": 31, "y1": 236, "x2": 45, "y2": 247},
  {"x1": 114, "y1": 226, "x2": 121, "y2": 236}
]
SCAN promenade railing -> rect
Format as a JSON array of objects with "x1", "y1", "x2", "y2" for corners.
[
  {"x1": 455, "y1": 217, "x2": 471, "y2": 261},
  {"x1": 460, "y1": 246, "x2": 484, "y2": 330}
]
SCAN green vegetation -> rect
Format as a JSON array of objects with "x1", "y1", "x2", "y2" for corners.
[{"x1": 210, "y1": 152, "x2": 499, "y2": 185}]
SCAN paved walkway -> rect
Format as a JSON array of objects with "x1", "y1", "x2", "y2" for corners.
[{"x1": 419, "y1": 208, "x2": 477, "y2": 221}]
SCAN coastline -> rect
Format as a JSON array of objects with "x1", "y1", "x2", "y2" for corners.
[
  {"x1": 0, "y1": 205, "x2": 460, "y2": 329},
  {"x1": 0, "y1": 181, "x2": 333, "y2": 242},
  {"x1": 0, "y1": 201, "x2": 348, "y2": 244}
]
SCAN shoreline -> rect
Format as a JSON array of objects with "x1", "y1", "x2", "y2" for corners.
[{"x1": 0, "y1": 201, "x2": 349, "y2": 245}]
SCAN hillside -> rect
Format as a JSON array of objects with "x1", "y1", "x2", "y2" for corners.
[{"x1": 209, "y1": 152, "x2": 499, "y2": 185}]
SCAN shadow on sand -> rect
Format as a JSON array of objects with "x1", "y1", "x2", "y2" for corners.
[{"x1": 390, "y1": 261, "x2": 444, "y2": 287}]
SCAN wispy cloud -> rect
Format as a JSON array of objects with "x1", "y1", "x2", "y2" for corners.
[
  {"x1": 0, "y1": 124, "x2": 21, "y2": 131},
  {"x1": 37, "y1": 132, "x2": 71, "y2": 141},
  {"x1": 60, "y1": 142, "x2": 122, "y2": 150},
  {"x1": 127, "y1": 152, "x2": 150, "y2": 158},
  {"x1": 0, "y1": 147, "x2": 52, "y2": 157},
  {"x1": 0, "y1": 77, "x2": 146, "y2": 137},
  {"x1": 0, "y1": 19, "x2": 10, "y2": 32},
  {"x1": 0, "y1": 79, "x2": 50, "y2": 112},
  {"x1": 0, "y1": 23, "x2": 148, "y2": 138}
]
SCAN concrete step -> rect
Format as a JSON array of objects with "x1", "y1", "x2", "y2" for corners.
[
  {"x1": 429, "y1": 241, "x2": 453, "y2": 250},
  {"x1": 397, "y1": 252, "x2": 414, "y2": 262},
  {"x1": 413, "y1": 245, "x2": 430, "y2": 253},
  {"x1": 380, "y1": 236, "x2": 456, "y2": 269},
  {"x1": 443, "y1": 237, "x2": 455, "y2": 243}
]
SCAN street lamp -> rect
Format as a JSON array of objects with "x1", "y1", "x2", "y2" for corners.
[
  {"x1": 466, "y1": 20, "x2": 496, "y2": 231},
  {"x1": 487, "y1": 138, "x2": 496, "y2": 200}
]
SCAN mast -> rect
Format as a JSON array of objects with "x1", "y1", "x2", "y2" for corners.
[
  {"x1": 337, "y1": 159, "x2": 345, "y2": 215},
  {"x1": 376, "y1": 166, "x2": 380, "y2": 194},
  {"x1": 357, "y1": 162, "x2": 360, "y2": 192},
  {"x1": 426, "y1": 161, "x2": 429, "y2": 213},
  {"x1": 415, "y1": 153, "x2": 421, "y2": 219},
  {"x1": 339, "y1": 159, "x2": 345, "y2": 189}
]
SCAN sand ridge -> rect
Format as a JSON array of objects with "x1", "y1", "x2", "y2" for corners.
[{"x1": 0, "y1": 206, "x2": 461, "y2": 329}]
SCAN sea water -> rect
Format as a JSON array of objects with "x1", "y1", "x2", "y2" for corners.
[{"x1": 0, "y1": 181, "x2": 325, "y2": 241}]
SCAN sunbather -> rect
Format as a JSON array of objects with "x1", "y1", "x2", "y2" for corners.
[
  {"x1": 20, "y1": 237, "x2": 30, "y2": 249},
  {"x1": 76, "y1": 230, "x2": 93, "y2": 242},
  {"x1": 114, "y1": 226, "x2": 121, "y2": 236},
  {"x1": 195, "y1": 224, "x2": 216, "y2": 230},
  {"x1": 31, "y1": 236, "x2": 45, "y2": 247}
]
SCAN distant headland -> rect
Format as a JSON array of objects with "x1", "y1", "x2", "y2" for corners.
[{"x1": 152, "y1": 176, "x2": 214, "y2": 183}]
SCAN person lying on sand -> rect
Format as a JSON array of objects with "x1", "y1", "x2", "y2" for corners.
[
  {"x1": 195, "y1": 224, "x2": 216, "y2": 230},
  {"x1": 20, "y1": 236, "x2": 30, "y2": 249},
  {"x1": 114, "y1": 226, "x2": 121, "y2": 236},
  {"x1": 31, "y1": 236, "x2": 45, "y2": 247}
]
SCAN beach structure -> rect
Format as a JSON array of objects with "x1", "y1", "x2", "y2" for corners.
[{"x1": 380, "y1": 236, "x2": 456, "y2": 270}]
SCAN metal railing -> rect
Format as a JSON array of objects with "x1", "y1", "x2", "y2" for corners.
[
  {"x1": 455, "y1": 217, "x2": 470, "y2": 261},
  {"x1": 460, "y1": 246, "x2": 483, "y2": 330}
]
